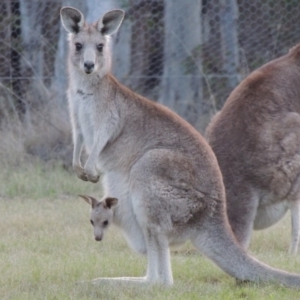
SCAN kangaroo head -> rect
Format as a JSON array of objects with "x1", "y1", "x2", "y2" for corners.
[
  {"x1": 79, "y1": 195, "x2": 118, "y2": 241},
  {"x1": 60, "y1": 7, "x2": 124, "y2": 76}
]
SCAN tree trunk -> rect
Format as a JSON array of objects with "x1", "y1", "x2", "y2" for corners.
[
  {"x1": 159, "y1": 0, "x2": 203, "y2": 129},
  {"x1": 219, "y1": 0, "x2": 240, "y2": 91},
  {"x1": 20, "y1": 0, "x2": 45, "y2": 79},
  {"x1": 112, "y1": 0, "x2": 132, "y2": 85}
]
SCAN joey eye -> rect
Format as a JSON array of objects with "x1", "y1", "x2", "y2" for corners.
[
  {"x1": 103, "y1": 220, "x2": 108, "y2": 227},
  {"x1": 90, "y1": 220, "x2": 94, "y2": 226},
  {"x1": 75, "y1": 43, "x2": 82, "y2": 51},
  {"x1": 97, "y1": 43, "x2": 104, "y2": 52}
]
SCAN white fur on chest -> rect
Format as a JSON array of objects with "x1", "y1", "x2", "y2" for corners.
[
  {"x1": 69, "y1": 87, "x2": 96, "y2": 152},
  {"x1": 68, "y1": 71, "x2": 123, "y2": 173}
]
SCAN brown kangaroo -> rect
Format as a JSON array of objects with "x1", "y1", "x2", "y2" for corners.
[{"x1": 206, "y1": 44, "x2": 300, "y2": 254}]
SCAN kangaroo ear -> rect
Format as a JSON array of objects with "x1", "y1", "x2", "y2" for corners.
[
  {"x1": 79, "y1": 195, "x2": 98, "y2": 208},
  {"x1": 104, "y1": 197, "x2": 118, "y2": 209},
  {"x1": 97, "y1": 10, "x2": 125, "y2": 36},
  {"x1": 61, "y1": 7, "x2": 85, "y2": 34}
]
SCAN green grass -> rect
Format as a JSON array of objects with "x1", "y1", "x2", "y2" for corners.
[
  {"x1": 0, "y1": 161, "x2": 102, "y2": 199},
  {"x1": 1, "y1": 164, "x2": 300, "y2": 299}
]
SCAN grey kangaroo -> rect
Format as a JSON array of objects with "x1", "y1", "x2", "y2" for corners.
[
  {"x1": 206, "y1": 44, "x2": 300, "y2": 255},
  {"x1": 61, "y1": 6, "x2": 300, "y2": 287}
]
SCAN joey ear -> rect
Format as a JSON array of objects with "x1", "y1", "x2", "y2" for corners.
[
  {"x1": 60, "y1": 7, "x2": 85, "y2": 34},
  {"x1": 97, "y1": 10, "x2": 125, "y2": 36},
  {"x1": 78, "y1": 195, "x2": 99, "y2": 208},
  {"x1": 104, "y1": 197, "x2": 118, "y2": 209}
]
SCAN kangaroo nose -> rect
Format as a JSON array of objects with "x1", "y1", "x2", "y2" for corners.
[
  {"x1": 95, "y1": 236, "x2": 102, "y2": 241},
  {"x1": 84, "y1": 62, "x2": 94, "y2": 73}
]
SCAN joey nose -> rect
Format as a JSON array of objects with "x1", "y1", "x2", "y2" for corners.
[
  {"x1": 84, "y1": 62, "x2": 94, "y2": 74},
  {"x1": 95, "y1": 236, "x2": 102, "y2": 241}
]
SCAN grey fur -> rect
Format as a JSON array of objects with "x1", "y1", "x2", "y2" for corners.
[{"x1": 61, "y1": 7, "x2": 300, "y2": 287}]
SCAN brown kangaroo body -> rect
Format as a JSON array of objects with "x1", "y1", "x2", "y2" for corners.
[{"x1": 206, "y1": 44, "x2": 300, "y2": 254}]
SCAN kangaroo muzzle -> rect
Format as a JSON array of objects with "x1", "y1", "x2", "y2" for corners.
[
  {"x1": 83, "y1": 47, "x2": 96, "y2": 74},
  {"x1": 94, "y1": 230, "x2": 103, "y2": 241},
  {"x1": 84, "y1": 61, "x2": 95, "y2": 74},
  {"x1": 95, "y1": 235, "x2": 102, "y2": 241}
]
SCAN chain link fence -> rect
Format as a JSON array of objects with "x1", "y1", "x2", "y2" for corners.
[{"x1": 1, "y1": 0, "x2": 300, "y2": 132}]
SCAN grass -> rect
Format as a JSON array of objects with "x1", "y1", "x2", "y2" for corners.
[
  {"x1": 1, "y1": 164, "x2": 300, "y2": 299},
  {"x1": 0, "y1": 161, "x2": 101, "y2": 200}
]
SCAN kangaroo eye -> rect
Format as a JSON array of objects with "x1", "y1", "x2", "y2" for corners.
[
  {"x1": 75, "y1": 43, "x2": 82, "y2": 51},
  {"x1": 97, "y1": 43, "x2": 104, "y2": 52},
  {"x1": 103, "y1": 220, "x2": 108, "y2": 227},
  {"x1": 90, "y1": 219, "x2": 94, "y2": 226}
]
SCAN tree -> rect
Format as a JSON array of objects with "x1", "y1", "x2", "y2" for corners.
[
  {"x1": 112, "y1": 0, "x2": 132, "y2": 84},
  {"x1": 219, "y1": 0, "x2": 240, "y2": 91},
  {"x1": 159, "y1": 0, "x2": 203, "y2": 129},
  {"x1": 19, "y1": 0, "x2": 63, "y2": 116}
]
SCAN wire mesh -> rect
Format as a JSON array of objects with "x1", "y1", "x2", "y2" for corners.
[{"x1": 1, "y1": 0, "x2": 300, "y2": 130}]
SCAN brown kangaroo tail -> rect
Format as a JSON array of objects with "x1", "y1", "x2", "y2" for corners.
[{"x1": 193, "y1": 216, "x2": 300, "y2": 288}]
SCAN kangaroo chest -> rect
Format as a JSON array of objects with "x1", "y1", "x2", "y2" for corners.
[{"x1": 70, "y1": 88, "x2": 100, "y2": 152}]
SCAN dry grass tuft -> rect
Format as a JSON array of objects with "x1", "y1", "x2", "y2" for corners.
[{"x1": 0, "y1": 99, "x2": 72, "y2": 169}]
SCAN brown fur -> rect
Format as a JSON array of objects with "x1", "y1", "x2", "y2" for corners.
[{"x1": 206, "y1": 43, "x2": 300, "y2": 253}]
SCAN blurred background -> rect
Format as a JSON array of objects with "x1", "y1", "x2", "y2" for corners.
[{"x1": 1, "y1": 0, "x2": 300, "y2": 169}]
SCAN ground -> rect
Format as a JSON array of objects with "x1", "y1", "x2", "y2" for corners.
[{"x1": 1, "y1": 163, "x2": 300, "y2": 299}]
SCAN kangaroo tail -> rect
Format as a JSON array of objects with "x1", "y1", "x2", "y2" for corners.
[{"x1": 193, "y1": 215, "x2": 300, "y2": 288}]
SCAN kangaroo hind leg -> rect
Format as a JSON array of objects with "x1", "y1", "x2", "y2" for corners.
[
  {"x1": 91, "y1": 228, "x2": 172, "y2": 286},
  {"x1": 226, "y1": 184, "x2": 259, "y2": 249},
  {"x1": 143, "y1": 229, "x2": 173, "y2": 285}
]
